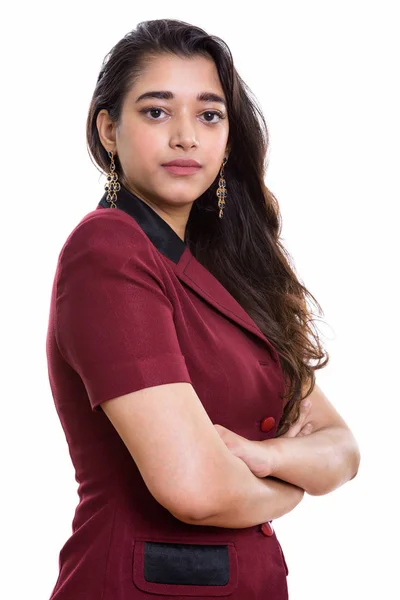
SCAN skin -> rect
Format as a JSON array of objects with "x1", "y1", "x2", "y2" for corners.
[
  {"x1": 96, "y1": 53, "x2": 231, "y2": 242},
  {"x1": 97, "y1": 52, "x2": 360, "y2": 500},
  {"x1": 214, "y1": 382, "x2": 361, "y2": 496}
]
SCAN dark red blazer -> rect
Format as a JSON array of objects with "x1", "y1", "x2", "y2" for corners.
[{"x1": 46, "y1": 183, "x2": 289, "y2": 599}]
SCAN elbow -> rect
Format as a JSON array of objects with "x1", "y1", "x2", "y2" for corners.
[
  {"x1": 162, "y1": 487, "x2": 213, "y2": 524},
  {"x1": 169, "y1": 470, "x2": 239, "y2": 524},
  {"x1": 168, "y1": 446, "x2": 255, "y2": 524},
  {"x1": 307, "y1": 444, "x2": 361, "y2": 497},
  {"x1": 169, "y1": 495, "x2": 220, "y2": 525},
  {"x1": 344, "y1": 433, "x2": 361, "y2": 484},
  {"x1": 349, "y1": 443, "x2": 361, "y2": 481},
  {"x1": 346, "y1": 431, "x2": 361, "y2": 482},
  {"x1": 165, "y1": 478, "x2": 225, "y2": 524}
]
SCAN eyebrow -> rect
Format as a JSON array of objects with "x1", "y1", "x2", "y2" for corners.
[{"x1": 135, "y1": 90, "x2": 227, "y2": 107}]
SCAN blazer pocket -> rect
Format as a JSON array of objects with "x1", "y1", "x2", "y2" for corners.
[{"x1": 132, "y1": 538, "x2": 238, "y2": 596}]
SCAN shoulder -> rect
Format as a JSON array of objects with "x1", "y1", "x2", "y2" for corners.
[
  {"x1": 61, "y1": 208, "x2": 148, "y2": 255},
  {"x1": 55, "y1": 208, "x2": 167, "y2": 294},
  {"x1": 57, "y1": 207, "x2": 164, "y2": 272}
]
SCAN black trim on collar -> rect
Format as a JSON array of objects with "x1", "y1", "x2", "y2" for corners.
[{"x1": 98, "y1": 183, "x2": 187, "y2": 264}]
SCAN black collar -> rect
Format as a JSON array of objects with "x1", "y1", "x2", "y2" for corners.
[
  {"x1": 97, "y1": 183, "x2": 282, "y2": 366},
  {"x1": 97, "y1": 183, "x2": 187, "y2": 264}
]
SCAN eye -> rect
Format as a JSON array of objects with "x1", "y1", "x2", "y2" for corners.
[
  {"x1": 140, "y1": 107, "x2": 226, "y2": 123},
  {"x1": 141, "y1": 107, "x2": 167, "y2": 120},
  {"x1": 202, "y1": 110, "x2": 225, "y2": 123}
]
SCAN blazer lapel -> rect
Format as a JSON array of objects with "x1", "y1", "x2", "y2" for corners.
[
  {"x1": 175, "y1": 247, "x2": 280, "y2": 363},
  {"x1": 97, "y1": 184, "x2": 280, "y2": 364}
]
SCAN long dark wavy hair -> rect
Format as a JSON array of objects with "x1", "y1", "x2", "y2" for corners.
[{"x1": 86, "y1": 18, "x2": 329, "y2": 436}]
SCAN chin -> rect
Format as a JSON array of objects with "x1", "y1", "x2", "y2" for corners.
[{"x1": 157, "y1": 187, "x2": 198, "y2": 205}]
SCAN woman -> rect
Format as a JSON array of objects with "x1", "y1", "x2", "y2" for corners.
[{"x1": 46, "y1": 18, "x2": 360, "y2": 599}]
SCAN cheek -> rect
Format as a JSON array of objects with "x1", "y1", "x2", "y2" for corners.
[
  {"x1": 205, "y1": 129, "x2": 229, "y2": 167},
  {"x1": 119, "y1": 126, "x2": 160, "y2": 169},
  {"x1": 212, "y1": 121, "x2": 229, "y2": 149}
]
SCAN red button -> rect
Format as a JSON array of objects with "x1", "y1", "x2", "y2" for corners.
[
  {"x1": 261, "y1": 521, "x2": 274, "y2": 537},
  {"x1": 260, "y1": 416, "x2": 276, "y2": 432}
]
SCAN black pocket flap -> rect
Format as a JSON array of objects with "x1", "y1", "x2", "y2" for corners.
[{"x1": 133, "y1": 538, "x2": 238, "y2": 596}]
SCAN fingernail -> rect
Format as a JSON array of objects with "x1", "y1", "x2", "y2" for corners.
[{"x1": 302, "y1": 400, "x2": 311, "y2": 408}]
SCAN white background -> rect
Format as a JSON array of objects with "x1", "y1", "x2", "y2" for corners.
[{"x1": 1, "y1": 1, "x2": 398, "y2": 598}]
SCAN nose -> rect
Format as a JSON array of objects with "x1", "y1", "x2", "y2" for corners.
[{"x1": 169, "y1": 113, "x2": 199, "y2": 151}]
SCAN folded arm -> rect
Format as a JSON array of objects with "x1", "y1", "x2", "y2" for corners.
[
  {"x1": 215, "y1": 383, "x2": 361, "y2": 496},
  {"x1": 268, "y1": 383, "x2": 360, "y2": 495},
  {"x1": 266, "y1": 424, "x2": 360, "y2": 495}
]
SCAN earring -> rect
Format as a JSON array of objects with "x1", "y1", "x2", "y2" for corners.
[
  {"x1": 105, "y1": 150, "x2": 120, "y2": 208},
  {"x1": 216, "y1": 157, "x2": 228, "y2": 218}
]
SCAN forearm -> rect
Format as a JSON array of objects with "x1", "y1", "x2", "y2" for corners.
[
  {"x1": 267, "y1": 426, "x2": 361, "y2": 495},
  {"x1": 181, "y1": 452, "x2": 304, "y2": 528}
]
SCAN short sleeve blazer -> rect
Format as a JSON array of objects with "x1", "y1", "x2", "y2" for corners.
[{"x1": 46, "y1": 182, "x2": 289, "y2": 600}]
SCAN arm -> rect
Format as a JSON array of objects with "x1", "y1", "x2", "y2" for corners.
[
  {"x1": 101, "y1": 381, "x2": 305, "y2": 529},
  {"x1": 267, "y1": 383, "x2": 360, "y2": 495},
  {"x1": 215, "y1": 383, "x2": 361, "y2": 496},
  {"x1": 176, "y1": 458, "x2": 305, "y2": 528},
  {"x1": 265, "y1": 425, "x2": 360, "y2": 496},
  {"x1": 57, "y1": 217, "x2": 305, "y2": 529}
]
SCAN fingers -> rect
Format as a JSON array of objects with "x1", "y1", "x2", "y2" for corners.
[
  {"x1": 281, "y1": 399, "x2": 312, "y2": 438},
  {"x1": 297, "y1": 422, "x2": 313, "y2": 436}
]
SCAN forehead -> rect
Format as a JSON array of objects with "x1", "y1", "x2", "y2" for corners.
[{"x1": 127, "y1": 54, "x2": 225, "y2": 99}]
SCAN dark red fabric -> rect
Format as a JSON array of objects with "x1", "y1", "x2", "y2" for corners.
[{"x1": 46, "y1": 201, "x2": 289, "y2": 599}]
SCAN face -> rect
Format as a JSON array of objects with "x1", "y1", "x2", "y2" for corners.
[{"x1": 97, "y1": 53, "x2": 230, "y2": 237}]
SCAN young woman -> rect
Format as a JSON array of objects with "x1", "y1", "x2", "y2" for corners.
[{"x1": 46, "y1": 18, "x2": 360, "y2": 599}]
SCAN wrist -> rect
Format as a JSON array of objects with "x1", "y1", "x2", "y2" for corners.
[{"x1": 259, "y1": 437, "x2": 284, "y2": 477}]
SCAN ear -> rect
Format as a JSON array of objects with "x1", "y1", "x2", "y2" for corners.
[{"x1": 96, "y1": 109, "x2": 117, "y2": 153}]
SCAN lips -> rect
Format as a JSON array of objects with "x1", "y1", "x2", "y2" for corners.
[
  {"x1": 162, "y1": 164, "x2": 201, "y2": 175},
  {"x1": 162, "y1": 159, "x2": 201, "y2": 167}
]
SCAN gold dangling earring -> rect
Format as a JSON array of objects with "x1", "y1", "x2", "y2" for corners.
[
  {"x1": 105, "y1": 150, "x2": 120, "y2": 208},
  {"x1": 216, "y1": 157, "x2": 228, "y2": 218}
]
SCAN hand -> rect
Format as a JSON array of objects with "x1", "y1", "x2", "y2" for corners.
[
  {"x1": 214, "y1": 399, "x2": 314, "y2": 478},
  {"x1": 213, "y1": 424, "x2": 275, "y2": 478},
  {"x1": 279, "y1": 399, "x2": 313, "y2": 438}
]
